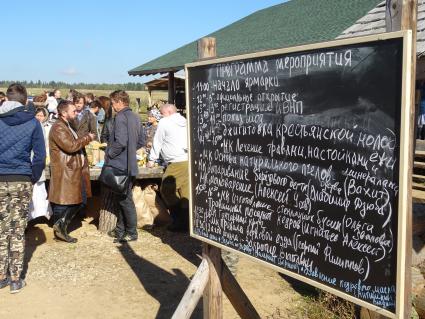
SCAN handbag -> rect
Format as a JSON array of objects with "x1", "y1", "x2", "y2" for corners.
[
  {"x1": 98, "y1": 165, "x2": 130, "y2": 194},
  {"x1": 99, "y1": 112, "x2": 131, "y2": 195}
]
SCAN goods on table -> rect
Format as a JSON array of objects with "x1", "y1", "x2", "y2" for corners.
[
  {"x1": 86, "y1": 141, "x2": 107, "y2": 167},
  {"x1": 136, "y1": 147, "x2": 148, "y2": 167}
]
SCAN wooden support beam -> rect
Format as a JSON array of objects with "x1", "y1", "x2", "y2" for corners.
[
  {"x1": 172, "y1": 259, "x2": 209, "y2": 319},
  {"x1": 400, "y1": 2, "x2": 417, "y2": 319},
  {"x1": 203, "y1": 244, "x2": 223, "y2": 319},
  {"x1": 168, "y1": 71, "x2": 175, "y2": 104},
  {"x1": 221, "y1": 258, "x2": 261, "y2": 319},
  {"x1": 196, "y1": 39, "x2": 221, "y2": 319}
]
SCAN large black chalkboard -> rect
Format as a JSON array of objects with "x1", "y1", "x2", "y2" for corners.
[{"x1": 186, "y1": 33, "x2": 410, "y2": 315}]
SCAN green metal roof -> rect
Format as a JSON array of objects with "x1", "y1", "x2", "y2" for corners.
[{"x1": 129, "y1": 0, "x2": 382, "y2": 76}]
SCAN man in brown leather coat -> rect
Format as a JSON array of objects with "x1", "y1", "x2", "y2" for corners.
[{"x1": 49, "y1": 100, "x2": 95, "y2": 243}]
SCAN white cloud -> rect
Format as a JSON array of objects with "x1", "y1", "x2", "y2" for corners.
[{"x1": 60, "y1": 67, "x2": 79, "y2": 76}]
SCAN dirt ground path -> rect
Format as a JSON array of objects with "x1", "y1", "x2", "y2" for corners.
[{"x1": 0, "y1": 217, "x2": 306, "y2": 319}]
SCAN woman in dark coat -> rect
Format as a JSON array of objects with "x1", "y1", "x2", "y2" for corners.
[{"x1": 100, "y1": 97, "x2": 114, "y2": 144}]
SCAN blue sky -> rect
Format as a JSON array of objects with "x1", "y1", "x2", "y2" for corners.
[{"x1": 1, "y1": 1, "x2": 285, "y2": 84}]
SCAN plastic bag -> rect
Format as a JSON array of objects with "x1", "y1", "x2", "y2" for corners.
[{"x1": 143, "y1": 184, "x2": 172, "y2": 225}]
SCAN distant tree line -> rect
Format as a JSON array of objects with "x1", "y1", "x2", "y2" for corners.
[{"x1": 0, "y1": 80, "x2": 146, "y2": 91}]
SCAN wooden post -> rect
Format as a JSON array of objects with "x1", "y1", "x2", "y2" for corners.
[
  {"x1": 400, "y1": 1, "x2": 417, "y2": 318},
  {"x1": 198, "y1": 37, "x2": 224, "y2": 319},
  {"x1": 168, "y1": 71, "x2": 175, "y2": 104},
  {"x1": 197, "y1": 37, "x2": 216, "y2": 60},
  {"x1": 202, "y1": 244, "x2": 223, "y2": 319}
]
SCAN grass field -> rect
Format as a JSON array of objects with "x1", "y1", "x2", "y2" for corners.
[{"x1": 0, "y1": 87, "x2": 168, "y2": 121}]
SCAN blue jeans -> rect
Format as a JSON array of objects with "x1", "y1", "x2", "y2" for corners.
[{"x1": 114, "y1": 179, "x2": 137, "y2": 238}]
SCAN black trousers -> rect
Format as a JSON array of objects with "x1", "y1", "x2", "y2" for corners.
[{"x1": 114, "y1": 179, "x2": 137, "y2": 238}]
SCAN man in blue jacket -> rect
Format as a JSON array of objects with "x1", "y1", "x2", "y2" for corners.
[{"x1": 0, "y1": 83, "x2": 46, "y2": 293}]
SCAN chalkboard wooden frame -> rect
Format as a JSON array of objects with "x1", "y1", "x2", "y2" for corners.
[{"x1": 185, "y1": 30, "x2": 413, "y2": 319}]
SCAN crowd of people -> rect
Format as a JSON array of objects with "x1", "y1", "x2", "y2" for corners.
[{"x1": 0, "y1": 83, "x2": 189, "y2": 293}]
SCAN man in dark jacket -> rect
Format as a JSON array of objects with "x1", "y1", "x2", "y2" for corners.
[
  {"x1": 0, "y1": 83, "x2": 46, "y2": 293},
  {"x1": 71, "y1": 93, "x2": 99, "y2": 141},
  {"x1": 104, "y1": 90, "x2": 145, "y2": 243}
]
